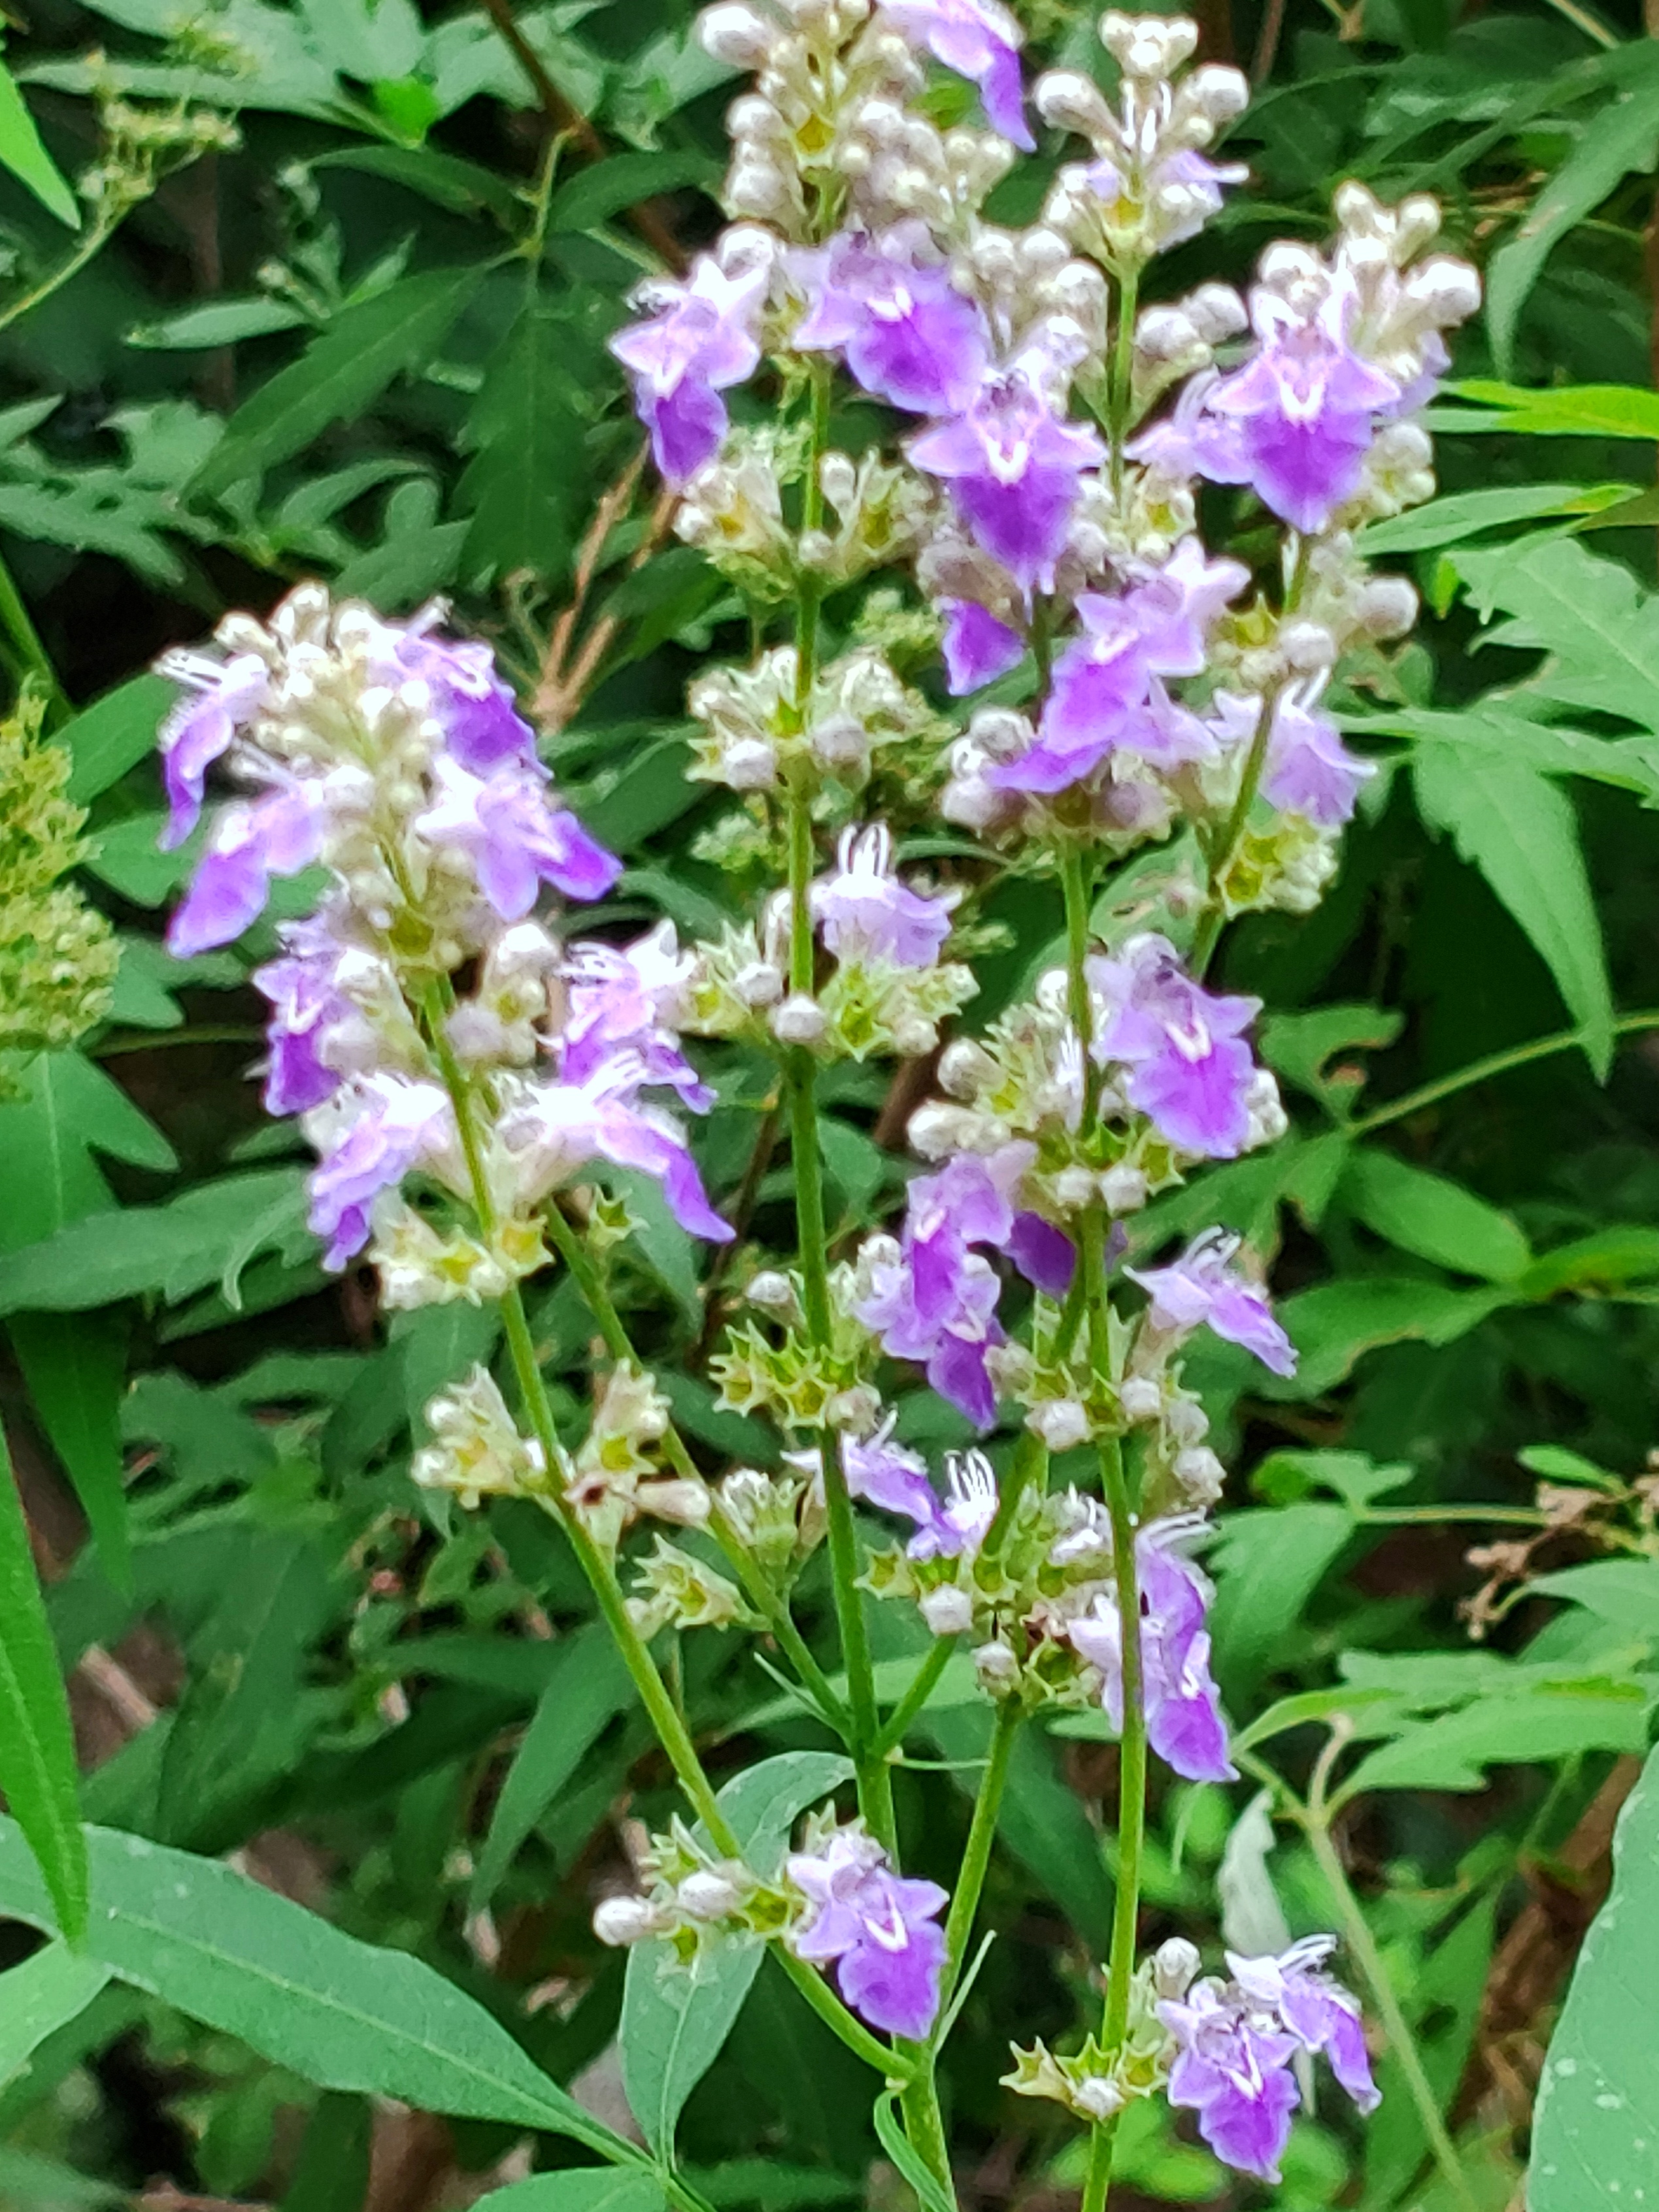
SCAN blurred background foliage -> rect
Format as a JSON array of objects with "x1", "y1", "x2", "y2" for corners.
[{"x1": 0, "y1": 0, "x2": 1658, "y2": 2206}]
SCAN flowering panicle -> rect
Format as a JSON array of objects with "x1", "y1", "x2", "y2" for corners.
[{"x1": 158, "y1": 0, "x2": 1481, "y2": 2184}]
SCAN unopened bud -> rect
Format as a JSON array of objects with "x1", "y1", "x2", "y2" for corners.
[
  {"x1": 938, "y1": 1038, "x2": 997, "y2": 1099},
  {"x1": 1153, "y1": 1936, "x2": 1202, "y2": 1998},
  {"x1": 1054, "y1": 1165, "x2": 1098, "y2": 1211},
  {"x1": 1186, "y1": 62, "x2": 1248, "y2": 123},
  {"x1": 771, "y1": 993, "x2": 828, "y2": 1045},
  {"x1": 724, "y1": 736, "x2": 779, "y2": 790},
  {"x1": 1182, "y1": 282, "x2": 1247, "y2": 343},
  {"x1": 1118, "y1": 1376, "x2": 1162, "y2": 1423},
  {"x1": 1174, "y1": 1445, "x2": 1226, "y2": 1505},
  {"x1": 747, "y1": 1270, "x2": 802, "y2": 1319},
  {"x1": 735, "y1": 960, "x2": 784, "y2": 1008},
  {"x1": 920, "y1": 1585, "x2": 975, "y2": 1637},
  {"x1": 678, "y1": 1869, "x2": 741, "y2": 1921},
  {"x1": 1100, "y1": 1163, "x2": 1148, "y2": 1214},
  {"x1": 1030, "y1": 1398, "x2": 1090, "y2": 1451},
  {"x1": 699, "y1": 3, "x2": 773, "y2": 65},
  {"x1": 1073, "y1": 2075, "x2": 1126, "y2": 2121},
  {"x1": 594, "y1": 1895, "x2": 663, "y2": 1947},
  {"x1": 1356, "y1": 575, "x2": 1418, "y2": 640},
  {"x1": 1280, "y1": 621, "x2": 1337, "y2": 673},
  {"x1": 974, "y1": 1638, "x2": 1021, "y2": 1691}
]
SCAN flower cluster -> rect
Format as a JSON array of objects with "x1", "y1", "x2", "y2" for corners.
[
  {"x1": 155, "y1": 586, "x2": 732, "y2": 1298},
  {"x1": 0, "y1": 695, "x2": 117, "y2": 1078}
]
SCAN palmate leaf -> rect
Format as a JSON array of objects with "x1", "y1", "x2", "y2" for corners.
[
  {"x1": 1413, "y1": 746, "x2": 1614, "y2": 1076},
  {"x1": 1530, "y1": 1742, "x2": 1659, "y2": 2211},
  {"x1": 0, "y1": 1817, "x2": 645, "y2": 2163},
  {"x1": 459, "y1": 295, "x2": 594, "y2": 587},
  {"x1": 1455, "y1": 534, "x2": 1659, "y2": 731}
]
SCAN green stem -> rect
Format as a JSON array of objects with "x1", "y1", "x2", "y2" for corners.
[
  {"x1": 1351, "y1": 1010, "x2": 1659, "y2": 1134},
  {"x1": 1060, "y1": 843, "x2": 1095, "y2": 1057},
  {"x1": 1190, "y1": 687, "x2": 1277, "y2": 979},
  {"x1": 1107, "y1": 263, "x2": 1141, "y2": 503},
  {"x1": 0, "y1": 548, "x2": 67, "y2": 721},
  {"x1": 0, "y1": 209, "x2": 122, "y2": 341},
  {"x1": 937, "y1": 1700, "x2": 1020, "y2": 2004},
  {"x1": 871, "y1": 1638, "x2": 959, "y2": 1761},
  {"x1": 1302, "y1": 1816, "x2": 1479, "y2": 2212}
]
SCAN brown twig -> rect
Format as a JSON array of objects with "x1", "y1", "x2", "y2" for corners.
[
  {"x1": 479, "y1": 0, "x2": 684, "y2": 269},
  {"x1": 533, "y1": 475, "x2": 678, "y2": 731},
  {"x1": 1250, "y1": 0, "x2": 1290, "y2": 81}
]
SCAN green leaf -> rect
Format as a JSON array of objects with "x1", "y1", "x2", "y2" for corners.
[
  {"x1": 1271, "y1": 1277, "x2": 1507, "y2": 1397},
  {"x1": 0, "y1": 1170, "x2": 308, "y2": 1315},
  {"x1": 1208, "y1": 1504, "x2": 1353, "y2": 1699},
  {"x1": 307, "y1": 144, "x2": 524, "y2": 223},
  {"x1": 471, "y1": 2174, "x2": 665, "y2": 2212},
  {"x1": 1365, "y1": 703, "x2": 1659, "y2": 806},
  {"x1": 1486, "y1": 60, "x2": 1659, "y2": 374},
  {"x1": 278, "y1": 2092, "x2": 371, "y2": 2212},
  {"x1": 1454, "y1": 535, "x2": 1659, "y2": 733},
  {"x1": 469, "y1": 1624, "x2": 632, "y2": 1911},
  {"x1": 1257, "y1": 1003, "x2": 1401, "y2": 1121},
  {"x1": 1445, "y1": 379, "x2": 1659, "y2": 440},
  {"x1": 0, "y1": 1946, "x2": 110, "y2": 2085},
  {"x1": 394, "y1": 1302, "x2": 501, "y2": 1436},
  {"x1": 0, "y1": 50, "x2": 78, "y2": 227},
  {"x1": 1339, "y1": 1682, "x2": 1652, "y2": 1796},
  {"x1": 547, "y1": 150, "x2": 720, "y2": 232},
  {"x1": 0, "y1": 1430, "x2": 86, "y2": 1943},
  {"x1": 191, "y1": 267, "x2": 486, "y2": 497},
  {"x1": 1342, "y1": 1149, "x2": 1532, "y2": 1282},
  {"x1": 0, "y1": 1817, "x2": 643, "y2": 2160},
  {"x1": 127, "y1": 298, "x2": 311, "y2": 350},
  {"x1": 1413, "y1": 747, "x2": 1614, "y2": 1076},
  {"x1": 1530, "y1": 1742, "x2": 1659, "y2": 2211},
  {"x1": 818, "y1": 1118, "x2": 887, "y2": 1217},
  {"x1": 621, "y1": 1751, "x2": 853, "y2": 2151},
  {"x1": 460, "y1": 297, "x2": 586, "y2": 586},
  {"x1": 873, "y1": 2092, "x2": 956, "y2": 2212},
  {"x1": 1358, "y1": 482, "x2": 1640, "y2": 555},
  {"x1": 0, "y1": 1049, "x2": 175, "y2": 1255},
  {"x1": 1530, "y1": 1559, "x2": 1659, "y2": 1636},
  {"x1": 8, "y1": 1311, "x2": 131, "y2": 1588},
  {"x1": 60, "y1": 674, "x2": 173, "y2": 802},
  {"x1": 1520, "y1": 1224, "x2": 1659, "y2": 1297}
]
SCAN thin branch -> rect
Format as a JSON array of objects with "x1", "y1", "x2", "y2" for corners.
[
  {"x1": 533, "y1": 480, "x2": 679, "y2": 730},
  {"x1": 478, "y1": 0, "x2": 685, "y2": 267},
  {"x1": 1350, "y1": 1010, "x2": 1659, "y2": 1135}
]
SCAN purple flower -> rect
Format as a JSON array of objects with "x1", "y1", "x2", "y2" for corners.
[
  {"x1": 811, "y1": 823, "x2": 957, "y2": 968},
  {"x1": 156, "y1": 650, "x2": 269, "y2": 848},
  {"x1": 910, "y1": 372, "x2": 1103, "y2": 595},
  {"x1": 941, "y1": 600, "x2": 1024, "y2": 695},
  {"x1": 397, "y1": 633, "x2": 537, "y2": 772},
  {"x1": 306, "y1": 1075, "x2": 457, "y2": 1270},
  {"x1": 855, "y1": 1143, "x2": 1074, "y2": 1428},
  {"x1": 994, "y1": 541, "x2": 1246, "y2": 793},
  {"x1": 848, "y1": 1436, "x2": 999, "y2": 1560},
  {"x1": 415, "y1": 756, "x2": 620, "y2": 920},
  {"x1": 1160, "y1": 1937, "x2": 1377, "y2": 2183},
  {"x1": 882, "y1": 0, "x2": 1032, "y2": 146},
  {"x1": 792, "y1": 228, "x2": 990, "y2": 415},
  {"x1": 560, "y1": 921, "x2": 710, "y2": 1109},
  {"x1": 1260, "y1": 682, "x2": 1375, "y2": 827},
  {"x1": 167, "y1": 784, "x2": 325, "y2": 957},
  {"x1": 609, "y1": 241, "x2": 771, "y2": 482},
  {"x1": 1127, "y1": 1229, "x2": 1296, "y2": 1377},
  {"x1": 1126, "y1": 367, "x2": 1254, "y2": 490},
  {"x1": 786, "y1": 1823, "x2": 949, "y2": 2040},
  {"x1": 499, "y1": 1060, "x2": 733, "y2": 1244},
  {"x1": 253, "y1": 940, "x2": 354, "y2": 1116},
  {"x1": 1067, "y1": 1516, "x2": 1235, "y2": 1783},
  {"x1": 1088, "y1": 934, "x2": 1262, "y2": 1159},
  {"x1": 1205, "y1": 279, "x2": 1401, "y2": 534},
  {"x1": 842, "y1": 1416, "x2": 940, "y2": 1530},
  {"x1": 1081, "y1": 146, "x2": 1246, "y2": 251}
]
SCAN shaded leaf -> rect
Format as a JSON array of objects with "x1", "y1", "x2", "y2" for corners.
[
  {"x1": 1342, "y1": 1149, "x2": 1531, "y2": 1282},
  {"x1": 0, "y1": 1431, "x2": 86, "y2": 1941}
]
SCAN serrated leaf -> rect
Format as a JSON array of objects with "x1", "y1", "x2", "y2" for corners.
[
  {"x1": 1413, "y1": 746, "x2": 1613, "y2": 1076},
  {"x1": 1343, "y1": 1149, "x2": 1532, "y2": 1282},
  {"x1": 0, "y1": 1430, "x2": 86, "y2": 1943},
  {"x1": 460, "y1": 297, "x2": 588, "y2": 586},
  {"x1": 1486, "y1": 58, "x2": 1659, "y2": 376},
  {"x1": 1530, "y1": 1559, "x2": 1659, "y2": 1636},
  {"x1": 1368, "y1": 703, "x2": 1659, "y2": 806},
  {"x1": 0, "y1": 1817, "x2": 643, "y2": 2159},
  {"x1": 1258, "y1": 1003, "x2": 1401, "y2": 1120},
  {"x1": 0, "y1": 1169, "x2": 307, "y2": 1314},
  {"x1": 1339, "y1": 1683, "x2": 1652, "y2": 1797},
  {"x1": 1454, "y1": 535, "x2": 1659, "y2": 733},
  {"x1": 621, "y1": 1751, "x2": 853, "y2": 2151},
  {"x1": 1530, "y1": 1742, "x2": 1659, "y2": 2211},
  {"x1": 191, "y1": 267, "x2": 485, "y2": 497}
]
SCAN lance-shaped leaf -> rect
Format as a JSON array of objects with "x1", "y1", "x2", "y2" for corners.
[{"x1": 0, "y1": 1430, "x2": 86, "y2": 1941}]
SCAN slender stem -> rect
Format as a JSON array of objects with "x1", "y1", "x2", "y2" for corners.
[
  {"x1": 1190, "y1": 687, "x2": 1275, "y2": 978},
  {"x1": 1356, "y1": 1504, "x2": 1549, "y2": 1528},
  {"x1": 0, "y1": 210, "x2": 122, "y2": 340},
  {"x1": 1107, "y1": 264, "x2": 1141, "y2": 503},
  {"x1": 1350, "y1": 1010, "x2": 1659, "y2": 1134},
  {"x1": 1302, "y1": 1817, "x2": 1480, "y2": 2212},
  {"x1": 871, "y1": 1639, "x2": 959, "y2": 1760},
  {"x1": 1060, "y1": 844, "x2": 1095, "y2": 1055},
  {"x1": 0, "y1": 549, "x2": 67, "y2": 722},
  {"x1": 937, "y1": 1700, "x2": 1020, "y2": 2004}
]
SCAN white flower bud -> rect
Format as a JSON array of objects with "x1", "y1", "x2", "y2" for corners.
[
  {"x1": 1054, "y1": 1165, "x2": 1098, "y2": 1211},
  {"x1": 1030, "y1": 1399, "x2": 1090, "y2": 1452},
  {"x1": 699, "y1": 3, "x2": 773, "y2": 66},
  {"x1": 1118, "y1": 1376, "x2": 1162, "y2": 1423},
  {"x1": 820, "y1": 451, "x2": 858, "y2": 510},
  {"x1": 723, "y1": 736, "x2": 779, "y2": 789},
  {"x1": 1153, "y1": 1936, "x2": 1203, "y2": 1998},
  {"x1": 827, "y1": 1383, "x2": 882, "y2": 1432},
  {"x1": 811, "y1": 714, "x2": 870, "y2": 771},
  {"x1": 747, "y1": 1269, "x2": 801, "y2": 1317},
  {"x1": 920, "y1": 1585, "x2": 976, "y2": 1637},
  {"x1": 678, "y1": 1868, "x2": 742, "y2": 1921},
  {"x1": 1174, "y1": 1445, "x2": 1227, "y2": 1505},
  {"x1": 1101, "y1": 10, "x2": 1198, "y2": 77},
  {"x1": 1135, "y1": 307, "x2": 1200, "y2": 365},
  {"x1": 1186, "y1": 62, "x2": 1248, "y2": 123},
  {"x1": 1073, "y1": 2075, "x2": 1127, "y2": 2121},
  {"x1": 594, "y1": 1895, "x2": 664, "y2": 1947},
  {"x1": 1099, "y1": 1163, "x2": 1148, "y2": 1214},
  {"x1": 1182, "y1": 281, "x2": 1248, "y2": 343},
  {"x1": 974, "y1": 1638, "x2": 1021, "y2": 1691},
  {"x1": 1166, "y1": 1396, "x2": 1209, "y2": 1446},
  {"x1": 1018, "y1": 226, "x2": 1071, "y2": 277},
  {"x1": 771, "y1": 993, "x2": 828, "y2": 1045},
  {"x1": 1406, "y1": 255, "x2": 1481, "y2": 326},
  {"x1": 907, "y1": 1100, "x2": 992, "y2": 1159},
  {"x1": 939, "y1": 1037, "x2": 997, "y2": 1099},
  {"x1": 1280, "y1": 620, "x2": 1337, "y2": 672},
  {"x1": 1033, "y1": 69, "x2": 1113, "y2": 137},
  {"x1": 734, "y1": 959, "x2": 784, "y2": 1008},
  {"x1": 1356, "y1": 574, "x2": 1418, "y2": 640}
]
